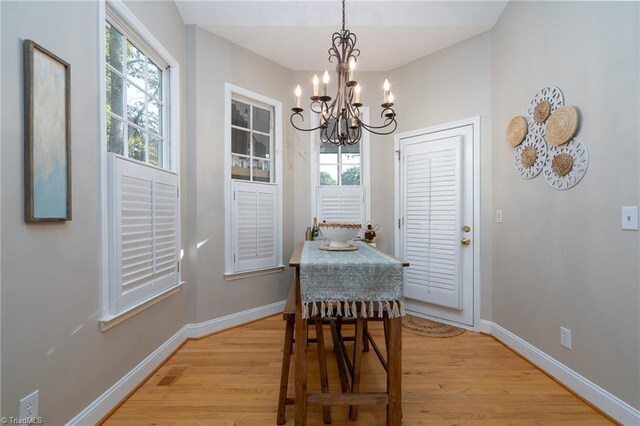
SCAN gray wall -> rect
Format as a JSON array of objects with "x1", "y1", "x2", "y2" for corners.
[
  {"x1": 387, "y1": 32, "x2": 494, "y2": 319},
  {"x1": 0, "y1": 1, "x2": 188, "y2": 423},
  {"x1": 491, "y1": 1, "x2": 639, "y2": 409},
  {"x1": 186, "y1": 26, "x2": 293, "y2": 324}
]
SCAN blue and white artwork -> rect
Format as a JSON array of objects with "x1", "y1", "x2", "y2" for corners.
[{"x1": 30, "y1": 46, "x2": 69, "y2": 220}]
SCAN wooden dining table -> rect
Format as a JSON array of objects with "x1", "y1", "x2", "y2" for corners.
[{"x1": 289, "y1": 241, "x2": 409, "y2": 426}]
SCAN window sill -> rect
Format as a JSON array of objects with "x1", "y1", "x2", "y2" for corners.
[
  {"x1": 224, "y1": 265, "x2": 285, "y2": 281},
  {"x1": 99, "y1": 282, "x2": 184, "y2": 332}
]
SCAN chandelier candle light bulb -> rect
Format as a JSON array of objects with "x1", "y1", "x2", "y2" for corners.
[
  {"x1": 294, "y1": 85, "x2": 302, "y2": 109},
  {"x1": 289, "y1": 0, "x2": 397, "y2": 145},
  {"x1": 354, "y1": 84, "x2": 362, "y2": 105},
  {"x1": 322, "y1": 70, "x2": 330, "y2": 97}
]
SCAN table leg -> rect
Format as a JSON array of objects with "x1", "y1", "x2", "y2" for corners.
[
  {"x1": 315, "y1": 320, "x2": 332, "y2": 424},
  {"x1": 349, "y1": 316, "x2": 364, "y2": 420},
  {"x1": 295, "y1": 273, "x2": 308, "y2": 426},
  {"x1": 385, "y1": 316, "x2": 402, "y2": 426}
]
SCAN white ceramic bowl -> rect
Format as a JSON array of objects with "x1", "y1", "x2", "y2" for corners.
[{"x1": 319, "y1": 223, "x2": 361, "y2": 247}]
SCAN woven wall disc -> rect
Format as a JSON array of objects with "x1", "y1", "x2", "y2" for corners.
[
  {"x1": 533, "y1": 100, "x2": 551, "y2": 124},
  {"x1": 551, "y1": 153, "x2": 573, "y2": 177},
  {"x1": 515, "y1": 133, "x2": 547, "y2": 179},
  {"x1": 506, "y1": 116, "x2": 528, "y2": 147},
  {"x1": 543, "y1": 138, "x2": 588, "y2": 190},
  {"x1": 527, "y1": 86, "x2": 564, "y2": 136},
  {"x1": 521, "y1": 146, "x2": 537, "y2": 168},
  {"x1": 545, "y1": 106, "x2": 578, "y2": 146}
]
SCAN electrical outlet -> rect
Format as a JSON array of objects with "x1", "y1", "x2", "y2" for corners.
[
  {"x1": 496, "y1": 209, "x2": 503, "y2": 223},
  {"x1": 19, "y1": 390, "x2": 39, "y2": 424},
  {"x1": 560, "y1": 327, "x2": 572, "y2": 350}
]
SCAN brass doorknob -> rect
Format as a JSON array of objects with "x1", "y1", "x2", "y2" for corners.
[{"x1": 461, "y1": 238, "x2": 471, "y2": 246}]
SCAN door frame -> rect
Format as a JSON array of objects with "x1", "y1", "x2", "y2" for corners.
[{"x1": 394, "y1": 116, "x2": 481, "y2": 331}]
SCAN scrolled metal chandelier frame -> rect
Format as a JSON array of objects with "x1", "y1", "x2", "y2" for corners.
[{"x1": 290, "y1": 0, "x2": 397, "y2": 146}]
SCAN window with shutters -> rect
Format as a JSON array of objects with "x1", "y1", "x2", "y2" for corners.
[
  {"x1": 100, "y1": 1, "x2": 182, "y2": 328},
  {"x1": 225, "y1": 84, "x2": 283, "y2": 276},
  {"x1": 311, "y1": 111, "x2": 371, "y2": 226}
]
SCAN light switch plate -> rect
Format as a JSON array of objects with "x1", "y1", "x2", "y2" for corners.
[
  {"x1": 496, "y1": 209, "x2": 503, "y2": 223},
  {"x1": 621, "y1": 206, "x2": 638, "y2": 230}
]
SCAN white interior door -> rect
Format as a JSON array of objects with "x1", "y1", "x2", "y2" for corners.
[{"x1": 398, "y1": 124, "x2": 474, "y2": 327}]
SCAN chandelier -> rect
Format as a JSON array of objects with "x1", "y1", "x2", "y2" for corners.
[{"x1": 290, "y1": 0, "x2": 397, "y2": 146}]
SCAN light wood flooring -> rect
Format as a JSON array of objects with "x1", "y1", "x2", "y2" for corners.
[{"x1": 104, "y1": 315, "x2": 612, "y2": 425}]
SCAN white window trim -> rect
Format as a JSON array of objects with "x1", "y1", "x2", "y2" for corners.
[
  {"x1": 98, "y1": 0, "x2": 182, "y2": 330},
  {"x1": 310, "y1": 108, "x2": 371, "y2": 225},
  {"x1": 224, "y1": 83, "x2": 284, "y2": 277}
]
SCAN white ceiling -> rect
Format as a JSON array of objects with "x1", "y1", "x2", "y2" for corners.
[{"x1": 176, "y1": 1, "x2": 508, "y2": 71}]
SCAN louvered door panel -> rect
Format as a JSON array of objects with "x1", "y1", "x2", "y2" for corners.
[
  {"x1": 233, "y1": 181, "x2": 278, "y2": 272},
  {"x1": 403, "y1": 136, "x2": 462, "y2": 310},
  {"x1": 317, "y1": 185, "x2": 365, "y2": 224},
  {"x1": 110, "y1": 155, "x2": 179, "y2": 313}
]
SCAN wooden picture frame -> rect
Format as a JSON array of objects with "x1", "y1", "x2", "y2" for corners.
[{"x1": 24, "y1": 39, "x2": 71, "y2": 222}]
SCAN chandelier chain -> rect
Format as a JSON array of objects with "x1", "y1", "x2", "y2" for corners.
[{"x1": 342, "y1": 0, "x2": 346, "y2": 31}]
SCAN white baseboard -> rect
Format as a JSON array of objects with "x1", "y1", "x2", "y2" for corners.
[
  {"x1": 483, "y1": 320, "x2": 640, "y2": 425},
  {"x1": 66, "y1": 325, "x2": 188, "y2": 425},
  {"x1": 66, "y1": 300, "x2": 284, "y2": 425},
  {"x1": 185, "y1": 300, "x2": 285, "y2": 339}
]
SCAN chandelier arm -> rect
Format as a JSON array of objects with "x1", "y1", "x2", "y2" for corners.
[
  {"x1": 290, "y1": 112, "x2": 326, "y2": 132},
  {"x1": 359, "y1": 119, "x2": 398, "y2": 136}
]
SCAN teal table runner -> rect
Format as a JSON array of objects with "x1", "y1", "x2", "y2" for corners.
[{"x1": 300, "y1": 241, "x2": 405, "y2": 319}]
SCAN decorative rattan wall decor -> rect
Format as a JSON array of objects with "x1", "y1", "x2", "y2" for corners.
[{"x1": 506, "y1": 86, "x2": 588, "y2": 190}]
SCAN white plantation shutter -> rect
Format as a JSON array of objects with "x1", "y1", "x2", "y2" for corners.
[
  {"x1": 233, "y1": 181, "x2": 278, "y2": 272},
  {"x1": 317, "y1": 186, "x2": 365, "y2": 225},
  {"x1": 109, "y1": 155, "x2": 179, "y2": 313},
  {"x1": 403, "y1": 136, "x2": 462, "y2": 310}
]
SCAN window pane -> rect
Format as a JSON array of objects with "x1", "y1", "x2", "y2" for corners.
[
  {"x1": 253, "y1": 133, "x2": 270, "y2": 159},
  {"x1": 320, "y1": 165, "x2": 338, "y2": 186},
  {"x1": 128, "y1": 126, "x2": 146, "y2": 161},
  {"x1": 342, "y1": 143, "x2": 360, "y2": 164},
  {"x1": 341, "y1": 165, "x2": 360, "y2": 185},
  {"x1": 126, "y1": 82, "x2": 146, "y2": 127},
  {"x1": 149, "y1": 135, "x2": 163, "y2": 167},
  {"x1": 106, "y1": 69, "x2": 124, "y2": 118},
  {"x1": 253, "y1": 159, "x2": 271, "y2": 183},
  {"x1": 126, "y1": 41, "x2": 146, "y2": 89},
  {"x1": 231, "y1": 155, "x2": 250, "y2": 180},
  {"x1": 232, "y1": 128, "x2": 250, "y2": 155},
  {"x1": 253, "y1": 106, "x2": 270, "y2": 133},
  {"x1": 320, "y1": 143, "x2": 338, "y2": 164},
  {"x1": 105, "y1": 23, "x2": 124, "y2": 72},
  {"x1": 148, "y1": 98, "x2": 162, "y2": 135},
  {"x1": 148, "y1": 60, "x2": 162, "y2": 99},
  {"x1": 107, "y1": 115, "x2": 125, "y2": 155},
  {"x1": 231, "y1": 100, "x2": 250, "y2": 128}
]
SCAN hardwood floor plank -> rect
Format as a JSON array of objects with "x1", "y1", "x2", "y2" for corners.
[{"x1": 104, "y1": 316, "x2": 612, "y2": 425}]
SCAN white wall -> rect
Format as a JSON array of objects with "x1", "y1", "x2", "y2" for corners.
[
  {"x1": 491, "y1": 1, "x2": 640, "y2": 409},
  {"x1": 0, "y1": 1, "x2": 188, "y2": 423},
  {"x1": 186, "y1": 26, "x2": 294, "y2": 324}
]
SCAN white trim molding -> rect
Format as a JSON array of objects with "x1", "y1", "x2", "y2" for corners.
[
  {"x1": 66, "y1": 300, "x2": 285, "y2": 425},
  {"x1": 481, "y1": 320, "x2": 640, "y2": 425},
  {"x1": 66, "y1": 325, "x2": 188, "y2": 425},
  {"x1": 185, "y1": 300, "x2": 285, "y2": 339}
]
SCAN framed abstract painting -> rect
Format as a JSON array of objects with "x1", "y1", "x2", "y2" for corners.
[{"x1": 24, "y1": 39, "x2": 71, "y2": 222}]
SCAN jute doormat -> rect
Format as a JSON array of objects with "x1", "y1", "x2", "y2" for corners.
[{"x1": 402, "y1": 315, "x2": 465, "y2": 338}]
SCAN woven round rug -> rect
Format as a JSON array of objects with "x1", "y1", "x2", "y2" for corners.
[{"x1": 402, "y1": 315, "x2": 465, "y2": 338}]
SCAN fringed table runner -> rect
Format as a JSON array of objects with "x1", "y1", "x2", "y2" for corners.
[{"x1": 300, "y1": 241, "x2": 404, "y2": 319}]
